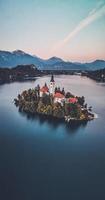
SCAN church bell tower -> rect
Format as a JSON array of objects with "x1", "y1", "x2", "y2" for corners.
[{"x1": 50, "y1": 75, "x2": 55, "y2": 95}]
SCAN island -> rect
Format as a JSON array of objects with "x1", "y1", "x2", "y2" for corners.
[{"x1": 14, "y1": 75, "x2": 95, "y2": 122}]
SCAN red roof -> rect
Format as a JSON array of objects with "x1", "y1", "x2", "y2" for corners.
[
  {"x1": 68, "y1": 97, "x2": 78, "y2": 103},
  {"x1": 54, "y1": 92, "x2": 65, "y2": 99},
  {"x1": 40, "y1": 86, "x2": 49, "y2": 93}
]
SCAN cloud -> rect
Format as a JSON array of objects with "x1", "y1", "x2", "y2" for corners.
[
  {"x1": 89, "y1": 1, "x2": 104, "y2": 15},
  {"x1": 52, "y1": 1, "x2": 105, "y2": 52}
]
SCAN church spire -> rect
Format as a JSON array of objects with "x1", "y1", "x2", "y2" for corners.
[{"x1": 50, "y1": 74, "x2": 54, "y2": 82}]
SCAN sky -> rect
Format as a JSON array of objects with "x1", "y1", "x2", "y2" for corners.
[{"x1": 0, "y1": 0, "x2": 105, "y2": 62}]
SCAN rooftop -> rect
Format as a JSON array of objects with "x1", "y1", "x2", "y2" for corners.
[
  {"x1": 54, "y1": 92, "x2": 65, "y2": 99},
  {"x1": 40, "y1": 86, "x2": 49, "y2": 93},
  {"x1": 68, "y1": 97, "x2": 78, "y2": 103}
]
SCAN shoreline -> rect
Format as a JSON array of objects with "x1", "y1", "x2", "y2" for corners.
[
  {"x1": 14, "y1": 74, "x2": 96, "y2": 124},
  {"x1": 17, "y1": 107, "x2": 91, "y2": 125},
  {"x1": 0, "y1": 64, "x2": 105, "y2": 85},
  {"x1": 14, "y1": 99, "x2": 95, "y2": 124}
]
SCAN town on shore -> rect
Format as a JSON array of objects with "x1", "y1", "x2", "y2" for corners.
[{"x1": 14, "y1": 75, "x2": 95, "y2": 122}]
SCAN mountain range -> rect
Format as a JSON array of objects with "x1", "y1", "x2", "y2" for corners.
[{"x1": 0, "y1": 50, "x2": 105, "y2": 71}]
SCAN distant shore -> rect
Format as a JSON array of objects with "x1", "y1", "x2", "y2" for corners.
[{"x1": 0, "y1": 64, "x2": 105, "y2": 85}]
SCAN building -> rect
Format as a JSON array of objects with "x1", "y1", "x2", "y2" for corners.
[
  {"x1": 68, "y1": 97, "x2": 78, "y2": 104},
  {"x1": 54, "y1": 92, "x2": 65, "y2": 106},
  {"x1": 50, "y1": 74, "x2": 55, "y2": 95},
  {"x1": 40, "y1": 83, "x2": 49, "y2": 97}
]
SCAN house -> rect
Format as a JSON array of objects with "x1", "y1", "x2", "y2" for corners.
[
  {"x1": 54, "y1": 92, "x2": 65, "y2": 106},
  {"x1": 68, "y1": 97, "x2": 78, "y2": 104},
  {"x1": 40, "y1": 83, "x2": 49, "y2": 97}
]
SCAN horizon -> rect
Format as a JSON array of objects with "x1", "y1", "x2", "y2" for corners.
[
  {"x1": 0, "y1": 0, "x2": 105, "y2": 62},
  {"x1": 0, "y1": 48, "x2": 105, "y2": 63}
]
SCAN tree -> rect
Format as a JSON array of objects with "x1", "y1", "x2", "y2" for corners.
[
  {"x1": 22, "y1": 90, "x2": 27, "y2": 99},
  {"x1": 62, "y1": 87, "x2": 65, "y2": 95},
  {"x1": 69, "y1": 103, "x2": 81, "y2": 119},
  {"x1": 35, "y1": 84, "x2": 40, "y2": 96},
  {"x1": 55, "y1": 87, "x2": 57, "y2": 93},
  {"x1": 53, "y1": 103, "x2": 64, "y2": 118},
  {"x1": 65, "y1": 92, "x2": 74, "y2": 98},
  {"x1": 57, "y1": 87, "x2": 60, "y2": 93},
  {"x1": 77, "y1": 96, "x2": 85, "y2": 106},
  {"x1": 18, "y1": 94, "x2": 21, "y2": 100},
  {"x1": 45, "y1": 105, "x2": 52, "y2": 115},
  {"x1": 65, "y1": 103, "x2": 71, "y2": 116},
  {"x1": 44, "y1": 82, "x2": 47, "y2": 87},
  {"x1": 42, "y1": 93, "x2": 51, "y2": 105}
]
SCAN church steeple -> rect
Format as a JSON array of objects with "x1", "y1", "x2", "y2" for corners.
[
  {"x1": 50, "y1": 74, "x2": 54, "y2": 82},
  {"x1": 50, "y1": 74, "x2": 55, "y2": 95}
]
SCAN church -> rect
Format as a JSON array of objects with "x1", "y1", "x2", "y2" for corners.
[
  {"x1": 39, "y1": 75, "x2": 78, "y2": 106},
  {"x1": 39, "y1": 75, "x2": 65, "y2": 105},
  {"x1": 40, "y1": 75, "x2": 55, "y2": 97}
]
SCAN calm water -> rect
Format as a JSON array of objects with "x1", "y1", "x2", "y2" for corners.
[{"x1": 0, "y1": 75, "x2": 105, "y2": 200}]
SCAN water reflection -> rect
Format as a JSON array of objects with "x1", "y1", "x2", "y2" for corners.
[{"x1": 18, "y1": 109, "x2": 88, "y2": 134}]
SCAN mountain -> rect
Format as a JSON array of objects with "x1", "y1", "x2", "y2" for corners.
[
  {"x1": 84, "y1": 60, "x2": 105, "y2": 70},
  {"x1": 0, "y1": 50, "x2": 105, "y2": 70},
  {"x1": 0, "y1": 50, "x2": 44, "y2": 68},
  {"x1": 44, "y1": 56, "x2": 64, "y2": 65}
]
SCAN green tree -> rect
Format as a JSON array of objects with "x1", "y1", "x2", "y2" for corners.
[
  {"x1": 62, "y1": 87, "x2": 65, "y2": 95},
  {"x1": 53, "y1": 103, "x2": 64, "y2": 118},
  {"x1": 42, "y1": 93, "x2": 51, "y2": 105},
  {"x1": 65, "y1": 92, "x2": 74, "y2": 98},
  {"x1": 77, "y1": 96, "x2": 85, "y2": 106}
]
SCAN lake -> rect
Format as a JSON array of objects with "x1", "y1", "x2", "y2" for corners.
[{"x1": 0, "y1": 75, "x2": 105, "y2": 200}]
